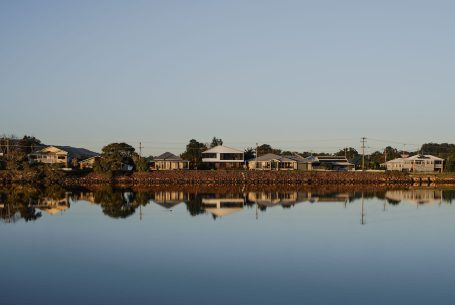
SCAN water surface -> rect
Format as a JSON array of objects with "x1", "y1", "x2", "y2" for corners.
[{"x1": 1, "y1": 187, "x2": 454, "y2": 305}]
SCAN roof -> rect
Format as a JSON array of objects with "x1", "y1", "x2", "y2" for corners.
[
  {"x1": 316, "y1": 156, "x2": 348, "y2": 161},
  {"x1": 283, "y1": 154, "x2": 313, "y2": 163},
  {"x1": 382, "y1": 154, "x2": 444, "y2": 165},
  {"x1": 203, "y1": 145, "x2": 243, "y2": 154},
  {"x1": 407, "y1": 154, "x2": 444, "y2": 161},
  {"x1": 31, "y1": 145, "x2": 98, "y2": 159},
  {"x1": 153, "y1": 152, "x2": 186, "y2": 161},
  {"x1": 78, "y1": 155, "x2": 100, "y2": 163},
  {"x1": 252, "y1": 153, "x2": 296, "y2": 162}
]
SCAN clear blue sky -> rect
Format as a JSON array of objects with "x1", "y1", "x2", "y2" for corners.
[{"x1": 1, "y1": 0, "x2": 454, "y2": 156}]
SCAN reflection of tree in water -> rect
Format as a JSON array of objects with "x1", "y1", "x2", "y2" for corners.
[
  {"x1": 0, "y1": 186, "x2": 42, "y2": 223},
  {"x1": 185, "y1": 194, "x2": 205, "y2": 216},
  {"x1": 442, "y1": 190, "x2": 455, "y2": 203},
  {"x1": 133, "y1": 192, "x2": 151, "y2": 207},
  {"x1": 42, "y1": 185, "x2": 66, "y2": 200},
  {"x1": 93, "y1": 187, "x2": 137, "y2": 219}
]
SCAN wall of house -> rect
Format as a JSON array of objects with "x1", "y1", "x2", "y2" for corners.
[
  {"x1": 202, "y1": 153, "x2": 244, "y2": 163},
  {"x1": 151, "y1": 161, "x2": 189, "y2": 170}
]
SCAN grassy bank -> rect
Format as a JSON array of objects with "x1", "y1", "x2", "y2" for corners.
[{"x1": 2, "y1": 169, "x2": 454, "y2": 186}]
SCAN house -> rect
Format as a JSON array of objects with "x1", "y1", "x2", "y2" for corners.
[
  {"x1": 314, "y1": 156, "x2": 355, "y2": 171},
  {"x1": 381, "y1": 154, "x2": 444, "y2": 173},
  {"x1": 202, "y1": 197, "x2": 244, "y2": 217},
  {"x1": 151, "y1": 191, "x2": 189, "y2": 209},
  {"x1": 79, "y1": 156, "x2": 100, "y2": 170},
  {"x1": 385, "y1": 189, "x2": 443, "y2": 205},
  {"x1": 28, "y1": 145, "x2": 98, "y2": 167},
  {"x1": 248, "y1": 153, "x2": 312, "y2": 170},
  {"x1": 284, "y1": 154, "x2": 313, "y2": 170},
  {"x1": 150, "y1": 152, "x2": 190, "y2": 170},
  {"x1": 202, "y1": 145, "x2": 244, "y2": 169}
]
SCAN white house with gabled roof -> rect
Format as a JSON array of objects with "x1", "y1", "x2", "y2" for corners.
[
  {"x1": 381, "y1": 154, "x2": 444, "y2": 173},
  {"x1": 202, "y1": 145, "x2": 244, "y2": 169}
]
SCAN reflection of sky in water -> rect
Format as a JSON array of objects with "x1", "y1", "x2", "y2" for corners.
[{"x1": 1, "y1": 188, "x2": 455, "y2": 305}]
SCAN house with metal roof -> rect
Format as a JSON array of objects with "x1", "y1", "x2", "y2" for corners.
[
  {"x1": 313, "y1": 156, "x2": 355, "y2": 171},
  {"x1": 150, "y1": 152, "x2": 190, "y2": 170},
  {"x1": 248, "y1": 153, "x2": 312, "y2": 170},
  {"x1": 381, "y1": 154, "x2": 444, "y2": 173},
  {"x1": 202, "y1": 145, "x2": 244, "y2": 169},
  {"x1": 28, "y1": 145, "x2": 98, "y2": 167}
]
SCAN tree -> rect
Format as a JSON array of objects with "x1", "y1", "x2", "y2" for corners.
[
  {"x1": 335, "y1": 147, "x2": 359, "y2": 160},
  {"x1": 257, "y1": 144, "x2": 281, "y2": 157},
  {"x1": 181, "y1": 139, "x2": 207, "y2": 168},
  {"x1": 133, "y1": 153, "x2": 149, "y2": 172},
  {"x1": 95, "y1": 143, "x2": 136, "y2": 173},
  {"x1": 446, "y1": 156, "x2": 455, "y2": 172},
  {"x1": 244, "y1": 147, "x2": 256, "y2": 160},
  {"x1": 0, "y1": 135, "x2": 42, "y2": 170},
  {"x1": 384, "y1": 146, "x2": 401, "y2": 161},
  {"x1": 210, "y1": 137, "x2": 223, "y2": 148}
]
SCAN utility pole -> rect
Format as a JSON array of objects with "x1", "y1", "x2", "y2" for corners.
[
  {"x1": 384, "y1": 147, "x2": 387, "y2": 163},
  {"x1": 139, "y1": 142, "x2": 143, "y2": 158},
  {"x1": 361, "y1": 192, "x2": 365, "y2": 225},
  {"x1": 6, "y1": 138, "x2": 9, "y2": 161},
  {"x1": 361, "y1": 137, "x2": 367, "y2": 171},
  {"x1": 255, "y1": 143, "x2": 258, "y2": 170}
]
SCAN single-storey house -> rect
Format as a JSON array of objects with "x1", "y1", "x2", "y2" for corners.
[
  {"x1": 248, "y1": 153, "x2": 312, "y2": 170},
  {"x1": 381, "y1": 154, "x2": 444, "y2": 173},
  {"x1": 28, "y1": 145, "x2": 98, "y2": 167},
  {"x1": 150, "y1": 152, "x2": 190, "y2": 170},
  {"x1": 79, "y1": 156, "x2": 101, "y2": 170},
  {"x1": 314, "y1": 156, "x2": 355, "y2": 171},
  {"x1": 202, "y1": 145, "x2": 244, "y2": 169}
]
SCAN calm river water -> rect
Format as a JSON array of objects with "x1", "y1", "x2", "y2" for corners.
[{"x1": 1, "y1": 186, "x2": 455, "y2": 305}]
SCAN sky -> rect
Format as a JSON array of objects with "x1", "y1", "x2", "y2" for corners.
[{"x1": 1, "y1": 0, "x2": 454, "y2": 156}]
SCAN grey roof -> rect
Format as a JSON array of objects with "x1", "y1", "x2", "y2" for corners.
[
  {"x1": 55, "y1": 146, "x2": 99, "y2": 159},
  {"x1": 316, "y1": 156, "x2": 348, "y2": 162},
  {"x1": 283, "y1": 154, "x2": 313, "y2": 163},
  {"x1": 31, "y1": 145, "x2": 98, "y2": 159},
  {"x1": 153, "y1": 152, "x2": 186, "y2": 161},
  {"x1": 252, "y1": 153, "x2": 296, "y2": 163}
]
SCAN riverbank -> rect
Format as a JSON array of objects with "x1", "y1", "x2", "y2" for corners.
[{"x1": 2, "y1": 170, "x2": 455, "y2": 186}]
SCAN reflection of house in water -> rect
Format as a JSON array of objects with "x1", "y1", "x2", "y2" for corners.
[
  {"x1": 308, "y1": 193, "x2": 350, "y2": 203},
  {"x1": 202, "y1": 197, "x2": 245, "y2": 217},
  {"x1": 385, "y1": 190, "x2": 443, "y2": 205},
  {"x1": 248, "y1": 192, "x2": 310, "y2": 208},
  {"x1": 151, "y1": 191, "x2": 190, "y2": 209},
  {"x1": 74, "y1": 192, "x2": 96, "y2": 204},
  {"x1": 38, "y1": 194, "x2": 70, "y2": 215}
]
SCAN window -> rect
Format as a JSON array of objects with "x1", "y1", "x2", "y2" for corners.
[
  {"x1": 220, "y1": 153, "x2": 243, "y2": 160},
  {"x1": 203, "y1": 153, "x2": 217, "y2": 159}
]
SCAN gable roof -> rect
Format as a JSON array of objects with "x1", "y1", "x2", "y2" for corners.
[
  {"x1": 283, "y1": 154, "x2": 313, "y2": 163},
  {"x1": 253, "y1": 153, "x2": 296, "y2": 162},
  {"x1": 407, "y1": 154, "x2": 444, "y2": 161},
  {"x1": 31, "y1": 145, "x2": 98, "y2": 159},
  {"x1": 154, "y1": 152, "x2": 185, "y2": 161},
  {"x1": 382, "y1": 154, "x2": 444, "y2": 165},
  {"x1": 203, "y1": 145, "x2": 243, "y2": 154}
]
